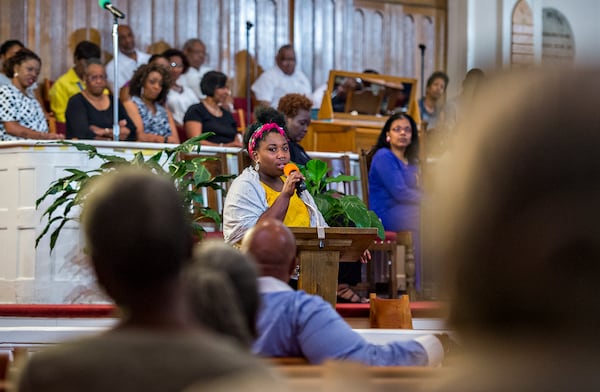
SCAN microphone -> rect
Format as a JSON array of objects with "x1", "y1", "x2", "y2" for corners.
[
  {"x1": 283, "y1": 163, "x2": 307, "y2": 195},
  {"x1": 246, "y1": 21, "x2": 254, "y2": 30},
  {"x1": 99, "y1": 0, "x2": 126, "y2": 19}
]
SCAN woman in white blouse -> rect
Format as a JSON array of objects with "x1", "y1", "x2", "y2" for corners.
[{"x1": 0, "y1": 48, "x2": 63, "y2": 141}]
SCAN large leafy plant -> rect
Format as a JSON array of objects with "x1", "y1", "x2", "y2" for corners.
[
  {"x1": 300, "y1": 159, "x2": 384, "y2": 239},
  {"x1": 35, "y1": 134, "x2": 233, "y2": 251}
]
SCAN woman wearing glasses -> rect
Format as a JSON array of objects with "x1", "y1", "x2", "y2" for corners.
[
  {"x1": 65, "y1": 59, "x2": 136, "y2": 140},
  {"x1": 369, "y1": 112, "x2": 422, "y2": 288},
  {"x1": 162, "y1": 48, "x2": 197, "y2": 129}
]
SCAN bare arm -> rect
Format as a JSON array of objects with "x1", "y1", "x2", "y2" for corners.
[
  {"x1": 4, "y1": 121, "x2": 63, "y2": 140},
  {"x1": 165, "y1": 109, "x2": 180, "y2": 144}
]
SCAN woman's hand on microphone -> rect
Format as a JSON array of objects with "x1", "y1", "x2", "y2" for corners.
[{"x1": 283, "y1": 170, "x2": 305, "y2": 196}]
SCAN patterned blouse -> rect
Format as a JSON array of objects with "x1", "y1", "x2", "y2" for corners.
[
  {"x1": 131, "y1": 95, "x2": 171, "y2": 137},
  {"x1": 0, "y1": 83, "x2": 48, "y2": 141}
]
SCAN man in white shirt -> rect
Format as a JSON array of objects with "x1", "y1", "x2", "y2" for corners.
[
  {"x1": 251, "y1": 45, "x2": 312, "y2": 108},
  {"x1": 179, "y1": 38, "x2": 212, "y2": 99},
  {"x1": 105, "y1": 25, "x2": 151, "y2": 91}
]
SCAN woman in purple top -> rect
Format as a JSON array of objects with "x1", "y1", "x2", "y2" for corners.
[{"x1": 368, "y1": 112, "x2": 422, "y2": 288}]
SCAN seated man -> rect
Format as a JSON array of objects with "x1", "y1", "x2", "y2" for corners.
[
  {"x1": 179, "y1": 38, "x2": 212, "y2": 99},
  {"x1": 50, "y1": 40, "x2": 102, "y2": 123},
  {"x1": 14, "y1": 169, "x2": 276, "y2": 392},
  {"x1": 105, "y1": 25, "x2": 151, "y2": 91},
  {"x1": 251, "y1": 45, "x2": 312, "y2": 108},
  {"x1": 241, "y1": 218, "x2": 445, "y2": 366}
]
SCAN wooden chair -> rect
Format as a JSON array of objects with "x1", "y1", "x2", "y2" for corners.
[
  {"x1": 369, "y1": 293, "x2": 413, "y2": 329},
  {"x1": 0, "y1": 350, "x2": 10, "y2": 392},
  {"x1": 359, "y1": 148, "x2": 417, "y2": 299},
  {"x1": 237, "y1": 148, "x2": 253, "y2": 174},
  {"x1": 176, "y1": 124, "x2": 188, "y2": 143},
  {"x1": 231, "y1": 108, "x2": 246, "y2": 132},
  {"x1": 178, "y1": 151, "x2": 229, "y2": 233}
]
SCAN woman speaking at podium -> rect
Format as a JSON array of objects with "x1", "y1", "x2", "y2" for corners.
[{"x1": 223, "y1": 121, "x2": 325, "y2": 245}]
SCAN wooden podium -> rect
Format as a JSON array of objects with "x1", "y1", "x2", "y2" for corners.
[{"x1": 291, "y1": 227, "x2": 378, "y2": 307}]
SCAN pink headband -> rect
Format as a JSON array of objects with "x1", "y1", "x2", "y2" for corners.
[{"x1": 248, "y1": 122, "x2": 287, "y2": 156}]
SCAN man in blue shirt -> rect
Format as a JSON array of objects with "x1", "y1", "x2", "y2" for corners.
[{"x1": 241, "y1": 218, "x2": 445, "y2": 366}]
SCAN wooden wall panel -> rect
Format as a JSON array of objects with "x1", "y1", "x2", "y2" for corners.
[{"x1": 0, "y1": 0, "x2": 445, "y2": 99}]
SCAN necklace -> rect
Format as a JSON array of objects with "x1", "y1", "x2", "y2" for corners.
[{"x1": 202, "y1": 99, "x2": 222, "y2": 117}]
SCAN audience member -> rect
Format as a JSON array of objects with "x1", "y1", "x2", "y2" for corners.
[
  {"x1": 442, "y1": 68, "x2": 485, "y2": 134},
  {"x1": 162, "y1": 48, "x2": 197, "y2": 127},
  {"x1": 241, "y1": 218, "x2": 444, "y2": 366},
  {"x1": 65, "y1": 59, "x2": 136, "y2": 140},
  {"x1": 14, "y1": 168, "x2": 276, "y2": 391},
  {"x1": 186, "y1": 241, "x2": 260, "y2": 349},
  {"x1": 49, "y1": 40, "x2": 102, "y2": 123},
  {"x1": 223, "y1": 121, "x2": 325, "y2": 244},
  {"x1": 118, "y1": 53, "x2": 170, "y2": 103},
  {"x1": 105, "y1": 25, "x2": 151, "y2": 90},
  {"x1": 251, "y1": 45, "x2": 312, "y2": 108},
  {"x1": 368, "y1": 112, "x2": 422, "y2": 289},
  {"x1": 277, "y1": 93, "x2": 312, "y2": 165},
  {"x1": 184, "y1": 71, "x2": 242, "y2": 147},
  {"x1": 418, "y1": 71, "x2": 448, "y2": 129},
  {"x1": 430, "y1": 68, "x2": 600, "y2": 392},
  {"x1": 123, "y1": 63, "x2": 179, "y2": 143},
  {"x1": 179, "y1": 38, "x2": 212, "y2": 99},
  {"x1": 0, "y1": 39, "x2": 24, "y2": 86},
  {"x1": 0, "y1": 49, "x2": 63, "y2": 141}
]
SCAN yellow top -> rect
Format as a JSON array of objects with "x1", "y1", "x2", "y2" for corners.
[{"x1": 261, "y1": 178, "x2": 310, "y2": 227}]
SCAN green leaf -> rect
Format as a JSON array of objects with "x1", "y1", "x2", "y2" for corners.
[
  {"x1": 324, "y1": 174, "x2": 358, "y2": 184},
  {"x1": 49, "y1": 218, "x2": 70, "y2": 252}
]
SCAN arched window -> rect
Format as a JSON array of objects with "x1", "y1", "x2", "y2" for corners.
[
  {"x1": 542, "y1": 7, "x2": 575, "y2": 66},
  {"x1": 511, "y1": 0, "x2": 534, "y2": 68}
]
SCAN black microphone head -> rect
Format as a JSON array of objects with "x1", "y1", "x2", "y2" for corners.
[
  {"x1": 296, "y1": 181, "x2": 307, "y2": 195},
  {"x1": 418, "y1": 44, "x2": 426, "y2": 50},
  {"x1": 246, "y1": 21, "x2": 254, "y2": 29}
]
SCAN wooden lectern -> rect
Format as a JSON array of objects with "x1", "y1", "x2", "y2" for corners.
[{"x1": 291, "y1": 227, "x2": 378, "y2": 307}]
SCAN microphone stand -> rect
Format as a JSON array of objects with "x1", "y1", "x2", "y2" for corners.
[
  {"x1": 245, "y1": 21, "x2": 254, "y2": 126},
  {"x1": 111, "y1": 15, "x2": 120, "y2": 141},
  {"x1": 418, "y1": 44, "x2": 426, "y2": 99}
]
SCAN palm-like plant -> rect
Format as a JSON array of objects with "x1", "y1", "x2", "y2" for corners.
[{"x1": 35, "y1": 134, "x2": 233, "y2": 251}]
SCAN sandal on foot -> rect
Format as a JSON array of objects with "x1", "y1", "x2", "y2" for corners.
[{"x1": 337, "y1": 284, "x2": 368, "y2": 304}]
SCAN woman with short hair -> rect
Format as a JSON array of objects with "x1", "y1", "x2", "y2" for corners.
[{"x1": 184, "y1": 71, "x2": 241, "y2": 147}]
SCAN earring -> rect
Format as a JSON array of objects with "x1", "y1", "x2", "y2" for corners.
[
  {"x1": 13, "y1": 72, "x2": 18, "y2": 77},
  {"x1": 386, "y1": 136, "x2": 390, "y2": 142},
  {"x1": 140, "y1": 87, "x2": 145, "y2": 98},
  {"x1": 254, "y1": 161, "x2": 260, "y2": 171}
]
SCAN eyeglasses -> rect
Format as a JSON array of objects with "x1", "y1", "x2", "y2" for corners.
[
  {"x1": 88, "y1": 75, "x2": 107, "y2": 82},
  {"x1": 390, "y1": 126, "x2": 412, "y2": 133},
  {"x1": 170, "y1": 62, "x2": 184, "y2": 68}
]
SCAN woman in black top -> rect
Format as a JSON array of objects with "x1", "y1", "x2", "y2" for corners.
[
  {"x1": 65, "y1": 60, "x2": 136, "y2": 140},
  {"x1": 183, "y1": 71, "x2": 242, "y2": 147}
]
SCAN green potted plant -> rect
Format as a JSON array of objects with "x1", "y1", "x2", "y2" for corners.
[
  {"x1": 300, "y1": 159, "x2": 384, "y2": 239},
  {"x1": 35, "y1": 134, "x2": 233, "y2": 252}
]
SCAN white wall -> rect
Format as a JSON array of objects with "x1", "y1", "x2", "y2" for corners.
[{"x1": 447, "y1": 0, "x2": 600, "y2": 96}]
